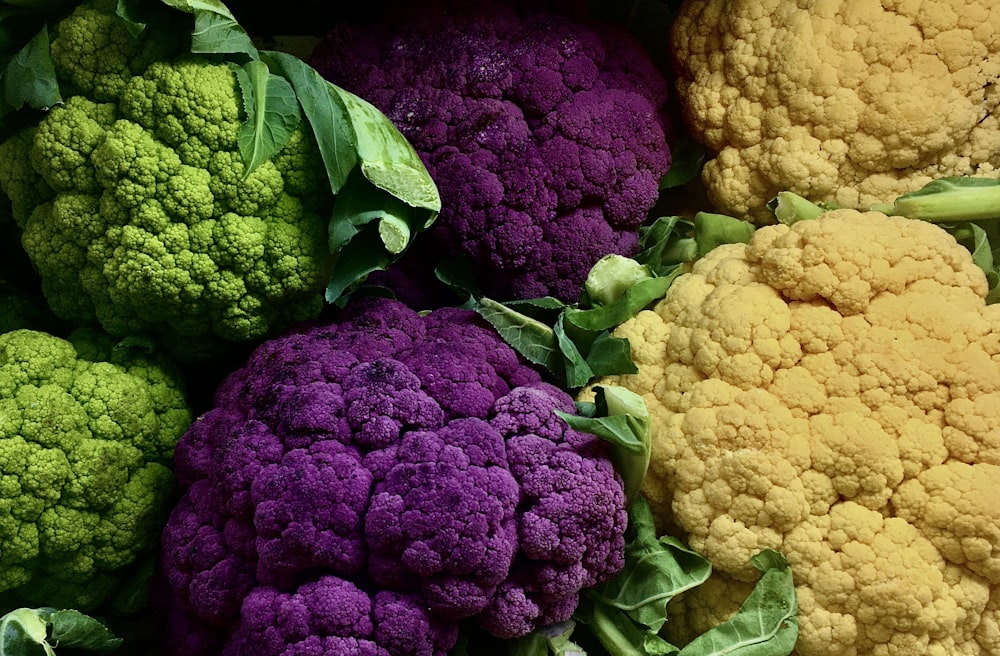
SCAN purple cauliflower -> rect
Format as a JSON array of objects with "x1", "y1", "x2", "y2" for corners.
[
  {"x1": 309, "y1": 0, "x2": 671, "y2": 306},
  {"x1": 159, "y1": 297, "x2": 628, "y2": 656}
]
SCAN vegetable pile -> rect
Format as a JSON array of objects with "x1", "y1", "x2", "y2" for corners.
[{"x1": 0, "y1": 1, "x2": 997, "y2": 655}]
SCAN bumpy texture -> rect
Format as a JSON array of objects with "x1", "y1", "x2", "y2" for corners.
[
  {"x1": 671, "y1": 0, "x2": 1000, "y2": 223},
  {"x1": 309, "y1": 0, "x2": 671, "y2": 305},
  {"x1": 593, "y1": 211, "x2": 1000, "y2": 655},
  {"x1": 0, "y1": 0, "x2": 333, "y2": 360},
  {"x1": 0, "y1": 328, "x2": 191, "y2": 611},
  {"x1": 160, "y1": 297, "x2": 627, "y2": 656}
]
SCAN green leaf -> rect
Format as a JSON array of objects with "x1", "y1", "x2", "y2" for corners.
[
  {"x1": 0, "y1": 608, "x2": 51, "y2": 656},
  {"x1": 677, "y1": 550, "x2": 797, "y2": 656},
  {"x1": 693, "y1": 211, "x2": 756, "y2": 257},
  {"x1": 634, "y1": 215, "x2": 697, "y2": 276},
  {"x1": 2, "y1": 25, "x2": 60, "y2": 112},
  {"x1": 0, "y1": 608, "x2": 122, "y2": 655},
  {"x1": 325, "y1": 171, "x2": 420, "y2": 302},
  {"x1": 554, "y1": 313, "x2": 594, "y2": 389},
  {"x1": 261, "y1": 50, "x2": 357, "y2": 193},
  {"x1": 584, "y1": 255, "x2": 655, "y2": 306},
  {"x1": 233, "y1": 59, "x2": 301, "y2": 177},
  {"x1": 475, "y1": 296, "x2": 564, "y2": 376},
  {"x1": 578, "y1": 598, "x2": 678, "y2": 656},
  {"x1": 159, "y1": 0, "x2": 258, "y2": 57},
  {"x1": 588, "y1": 498, "x2": 712, "y2": 633},
  {"x1": 508, "y1": 622, "x2": 587, "y2": 656},
  {"x1": 964, "y1": 223, "x2": 997, "y2": 281},
  {"x1": 44, "y1": 609, "x2": 123, "y2": 651},
  {"x1": 268, "y1": 52, "x2": 439, "y2": 213},
  {"x1": 659, "y1": 133, "x2": 707, "y2": 190},
  {"x1": 337, "y1": 85, "x2": 441, "y2": 213},
  {"x1": 433, "y1": 257, "x2": 482, "y2": 306},
  {"x1": 566, "y1": 274, "x2": 675, "y2": 333},
  {"x1": 584, "y1": 331, "x2": 638, "y2": 378},
  {"x1": 556, "y1": 386, "x2": 651, "y2": 504}
]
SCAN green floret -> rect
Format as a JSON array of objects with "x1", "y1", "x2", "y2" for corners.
[
  {"x1": 0, "y1": 328, "x2": 191, "y2": 611},
  {"x1": 0, "y1": 130, "x2": 54, "y2": 229},
  {"x1": 30, "y1": 97, "x2": 117, "y2": 194},
  {"x1": 120, "y1": 59, "x2": 242, "y2": 168},
  {"x1": 49, "y1": 0, "x2": 184, "y2": 103}
]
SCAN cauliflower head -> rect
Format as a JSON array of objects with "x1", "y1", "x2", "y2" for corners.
[
  {"x1": 0, "y1": 1, "x2": 333, "y2": 360},
  {"x1": 592, "y1": 210, "x2": 1000, "y2": 655},
  {"x1": 309, "y1": 0, "x2": 671, "y2": 305},
  {"x1": 671, "y1": 0, "x2": 1000, "y2": 223},
  {"x1": 0, "y1": 327, "x2": 191, "y2": 611},
  {"x1": 159, "y1": 297, "x2": 628, "y2": 656}
]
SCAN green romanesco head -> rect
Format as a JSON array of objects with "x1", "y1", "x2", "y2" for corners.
[
  {"x1": 0, "y1": 328, "x2": 190, "y2": 611},
  {"x1": 0, "y1": 2, "x2": 335, "y2": 361}
]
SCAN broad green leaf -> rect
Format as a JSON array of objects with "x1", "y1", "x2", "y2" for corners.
[
  {"x1": 2, "y1": 24, "x2": 60, "y2": 112},
  {"x1": 577, "y1": 598, "x2": 678, "y2": 656},
  {"x1": 0, "y1": 607, "x2": 122, "y2": 655},
  {"x1": 964, "y1": 223, "x2": 996, "y2": 280},
  {"x1": 635, "y1": 215, "x2": 697, "y2": 276},
  {"x1": 325, "y1": 172, "x2": 419, "y2": 302},
  {"x1": 44, "y1": 609, "x2": 123, "y2": 651},
  {"x1": 475, "y1": 296, "x2": 563, "y2": 375},
  {"x1": 677, "y1": 551, "x2": 797, "y2": 656},
  {"x1": 159, "y1": 0, "x2": 258, "y2": 57},
  {"x1": 339, "y1": 86, "x2": 441, "y2": 212},
  {"x1": 502, "y1": 296, "x2": 569, "y2": 315},
  {"x1": 264, "y1": 54, "x2": 441, "y2": 213},
  {"x1": 659, "y1": 133, "x2": 707, "y2": 190},
  {"x1": 584, "y1": 331, "x2": 637, "y2": 378},
  {"x1": 261, "y1": 50, "x2": 357, "y2": 193},
  {"x1": 234, "y1": 59, "x2": 300, "y2": 177},
  {"x1": 0, "y1": 608, "x2": 50, "y2": 656},
  {"x1": 554, "y1": 313, "x2": 594, "y2": 389},
  {"x1": 693, "y1": 211, "x2": 756, "y2": 257},
  {"x1": 588, "y1": 498, "x2": 712, "y2": 634},
  {"x1": 434, "y1": 258, "x2": 482, "y2": 306}
]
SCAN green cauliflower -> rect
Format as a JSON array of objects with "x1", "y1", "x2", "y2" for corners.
[
  {"x1": 0, "y1": 326, "x2": 191, "y2": 612},
  {"x1": 0, "y1": 0, "x2": 333, "y2": 361}
]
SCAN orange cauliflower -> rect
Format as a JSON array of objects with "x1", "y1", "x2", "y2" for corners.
[
  {"x1": 592, "y1": 209, "x2": 1000, "y2": 655},
  {"x1": 671, "y1": 0, "x2": 1000, "y2": 223}
]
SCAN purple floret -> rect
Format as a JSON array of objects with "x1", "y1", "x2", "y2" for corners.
[
  {"x1": 160, "y1": 297, "x2": 627, "y2": 655},
  {"x1": 309, "y1": 0, "x2": 671, "y2": 306}
]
